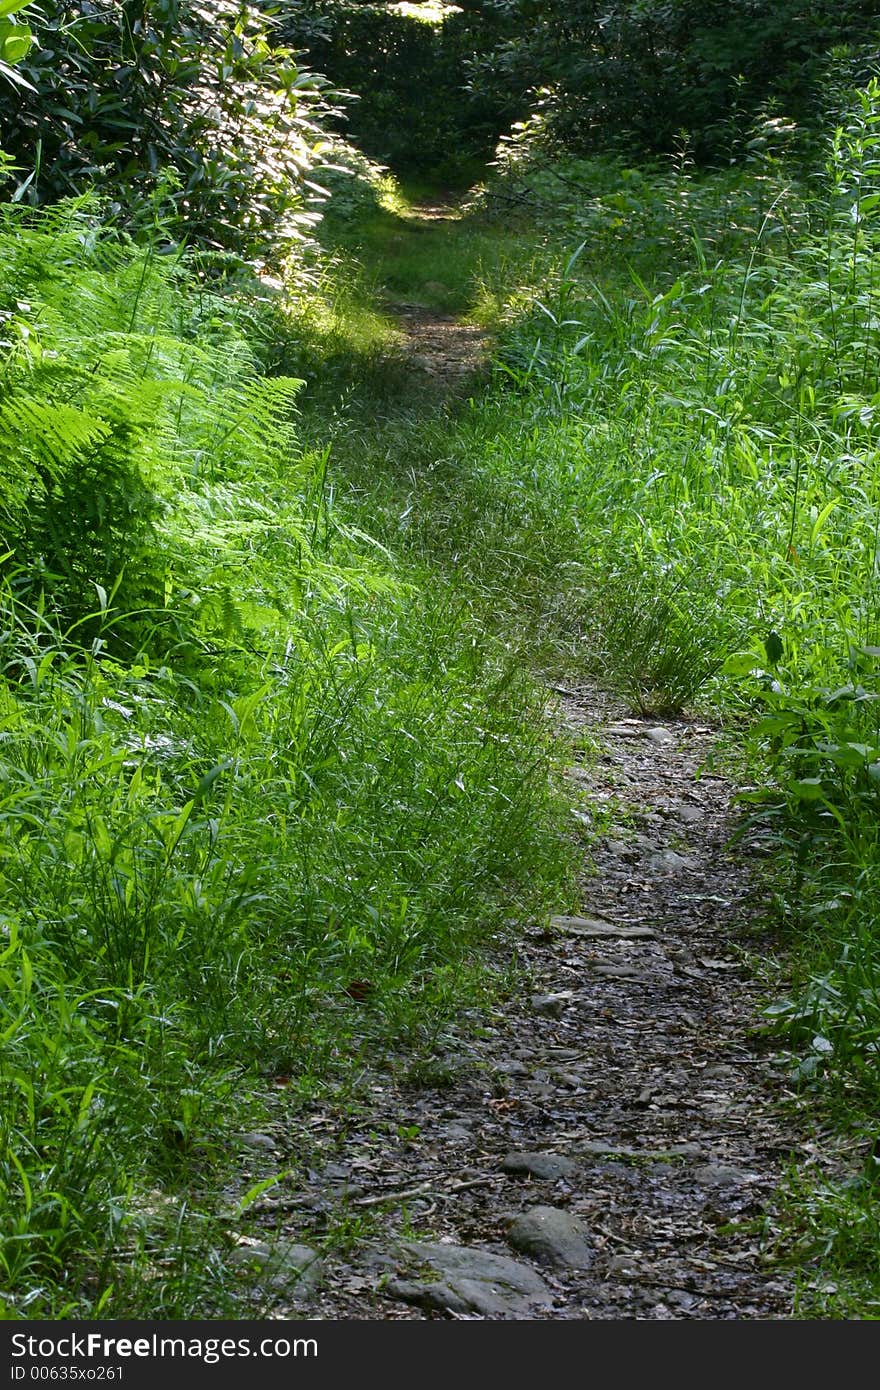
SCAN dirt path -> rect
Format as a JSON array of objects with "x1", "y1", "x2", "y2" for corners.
[
  {"x1": 226, "y1": 259, "x2": 804, "y2": 1320},
  {"x1": 233, "y1": 689, "x2": 801, "y2": 1319},
  {"x1": 381, "y1": 198, "x2": 492, "y2": 391},
  {"x1": 390, "y1": 302, "x2": 489, "y2": 389}
]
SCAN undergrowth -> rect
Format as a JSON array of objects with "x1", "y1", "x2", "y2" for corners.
[
  {"x1": 286, "y1": 83, "x2": 880, "y2": 1314},
  {"x1": 0, "y1": 188, "x2": 571, "y2": 1317},
  {"x1": 9, "y1": 52, "x2": 880, "y2": 1315}
]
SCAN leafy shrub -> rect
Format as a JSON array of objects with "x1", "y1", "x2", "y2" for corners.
[
  {"x1": 281, "y1": 0, "x2": 511, "y2": 178},
  {"x1": 464, "y1": 0, "x2": 880, "y2": 162},
  {"x1": 0, "y1": 1, "x2": 334, "y2": 257}
]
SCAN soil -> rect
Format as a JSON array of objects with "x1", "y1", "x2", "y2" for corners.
[{"x1": 389, "y1": 302, "x2": 490, "y2": 389}]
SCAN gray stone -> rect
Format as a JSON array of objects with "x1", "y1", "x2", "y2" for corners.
[
  {"x1": 646, "y1": 726, "x2": 676, "y2": 745},
  {"x1": 385, "y1": 1278, "x2": 472, "y2": 1315},
  {"x1": 530, "y1": 992, "x2": 570, "y2": 1018},
  {"x1": 239, "y1": 1131, "x2": 278, "y2": 1152},
  {"x1": 390, "y1": 1240, "x2": 553, "y2": 1317},
  {"x1": 604, "y1": 839, "x2": 633, "y2": 856},
  {"x1": 506, "y1": 1207, "x2": 594, "y2": 1270},
  {"x1": 502, "y1": 1151, "x2": 579, "y2": 1180},
  {"x1": 694, "y1": 1163, "x2": 755, "y2": 1187},
  {"x1": 494, "y1": 1060, "x2": 530, "y2": 1077},
  {"x1": 321, "y1": 1162, "x2": 351, "y2": 1181},
  {"x1": 593, "y1": 964, "x2": 653, "y2": 982},
  {"x1": 551, "y1": 914, "x2": 655, "y2": 940},
  {"x1": 579, "y1": 1140, "x2": 703, "y2": 1163},
  {"x1": 649, "y1": 849, "x2": 695, "y2": 874},
  {"x1": 555, "y1": 1071, "x2": 587, "y2": 1090},
  {"x1": 444, "y1": 1123, "x2": 475, "y2": 1142},
  {"x1": 228, "y1": 1239, "x2": 323, "y2": 1293}
]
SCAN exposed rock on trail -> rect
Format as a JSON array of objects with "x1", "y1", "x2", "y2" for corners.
[{"x1": 237, "y1": 687, "x2": 800, "y2": 1320}]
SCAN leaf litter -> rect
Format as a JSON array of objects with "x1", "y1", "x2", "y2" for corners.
[{"x1": 226, "y1": 685, "x2": 815, "y2": 1319}]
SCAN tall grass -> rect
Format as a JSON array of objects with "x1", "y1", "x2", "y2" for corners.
[
  {"x1": 0, "y1": 193, "x2": 571, "y2": 1316},
  {"x1": 301, "y1": 85, "x2": 880, "y2": 1312}
]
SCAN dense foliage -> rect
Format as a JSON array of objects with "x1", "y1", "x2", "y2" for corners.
[
  {"x1": 287, "y1": 0, "x2": 880, "y2": 175},
  {"x1": 0, "y1": 0, "x2": 333, "y2": 256},
  {"x1": 5, "y1": 0, "x2": 880, "y2": 1319},
  {"x1": 279, "y1": 1, "x2": 511, "y2": 177},
  {"x1": 463, "y1": 0, "x2": 880, "y2": 159},
  {"x1": 0, "y1": 191, "x2": 567, "y2": 1315}
]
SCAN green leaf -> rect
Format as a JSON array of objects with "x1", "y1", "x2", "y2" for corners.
[
  {"x1": 787, "y1": 778, "x2": 824, "y2": 800},
  {"x1": 235, "y1": 1169, "x2": 294, "y2": 1216},
  {"x1": 193, "y1": 760, "x2": 234, "y2": 802},
  {"x1": 722, "y1": 651, "x2": 763, "y2": 677},
  {"x1": 809, "y1": 497, "x2": 840, "y2": 546},
  {"x1": 0, "y1": 23, "x2": 31, "y2": 63}
]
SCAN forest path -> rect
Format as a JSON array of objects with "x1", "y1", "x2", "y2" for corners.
[
  {"x1": 239, "y1": 695, "x2": 803, "y2": 1321},
  {"x1": 388, "y1": 301, "x2": 489, "y2": 389},
  {"x1": 380, "y1": 198, "x2": 492, "y2": 390},
  {"x1": 228, "y1": 200, "x2": 807, "y2": 1319}
]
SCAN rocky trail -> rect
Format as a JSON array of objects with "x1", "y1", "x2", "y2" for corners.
[
  {"x1": 222, "y1": 259, "x2": 808, "y2": 1319},
  {"x1": 390, "y1": 301, "x2": 489, "y2": 389},
  {"x1": 230, "y1": 690, "x2": 805, "y2": 1320}
]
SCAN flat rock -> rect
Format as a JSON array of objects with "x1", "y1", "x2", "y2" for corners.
[
  {"x1": 648, "y1": 849, "x2": 695, "y2": 874},
  {"x1": 505, "y1": 1207, "x2": 594, "y2": 1270},
  {"x1": 389, "y1": 1240, "x2": 553, "y2": 1317},
  {"x1": 229, "y1": 1239, "x2": 323, "y2": 1293},
  {"x1": 694, "y1": 1163, "x2": 756, "y2": 1187},
  {"x1": 238, "y1": 1131, "x2": 278, "y2": 1152},
  {"x1": 443, "y1": 1123, "x2": 474, "y2": 1142},
  {"x1": 592, "y1": 964, "x2": 654, "y2": 982},
  {"x1": 502, "y1": 1151, "x2": 579, "y2": 1180},
  {"x1": 530, "y1": 992, "x2": 570, "y2": 1017},
  {"x1": 494, "y1": 1059, "x2": 530, "y2": 1077},
  {"x1": 551, "y1": 914, "x2": 655, "y2": 940},
  {"x1": 646, "y1": 726, "x2": 676, "y2": 745},
  {"x1": 579, "y1": 1141, "x2": 703, "y2": 1162}
]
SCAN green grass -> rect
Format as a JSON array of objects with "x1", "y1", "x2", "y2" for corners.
[
  {"x1": 0, "y1": 190, "x2": 574, "y2": 1317},
  {"x1": 287, "y1": 87, "x2": 880, "y2": 1314}
]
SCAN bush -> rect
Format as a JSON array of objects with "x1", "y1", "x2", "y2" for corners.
[{"x1": 0, "y1": 1, "x2": 334, "y2": 258}]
